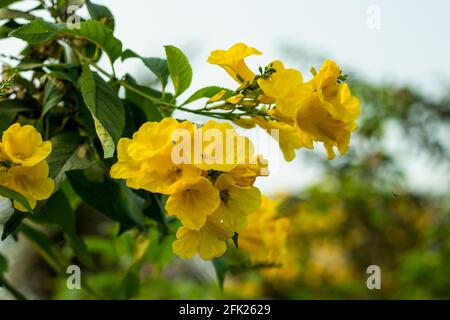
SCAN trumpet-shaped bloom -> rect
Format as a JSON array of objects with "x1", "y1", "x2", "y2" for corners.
[
  {"x1": 254, "y1": 117, "x2": 304, "y2": 161},
  {"x1": 165, "y1": 176, "x2": 220, "y2": 230},
  {"x1": 111, "y1": 119, "x2": 200, "y2": 193},
  {"x1": 110, "y1": 138, "x2": 147, "y2": 189},
  {"x1": 194, "y1": 121, "x2": 254, "y2": 172},
  {"x1": 229, "y1": 154, "x2": 269, "y2": 187},
  {"x1": 257, "y1": 60, "x2": 304, "y2": 117},
  {"x1": 257, "y1": 59, "x2": 360, "y2": 160},
  {"x1": 2, "y1": 123, "x2": 51, "y2": 166},
  {"x1": 302, "y1": 59, "x2": 360, "y2": 122},
  {"x1": 210, "y1": 173, "x2": 261, "y2": 232},
  {"x1": 295, "y1": 94, "x2": 356, "y2": 159},
  {"x1": 127, "y1": 118, "x2": 182, "y2": 161},
  {"x1": 208, "y1": 43, "x2": 261, "y2": 83},
  {"x1": 0, "y1": 161, "x2": 54, "y2": 211},
  {"x1": 172, "y1": 220, "x2": 233, "y2": 260}
]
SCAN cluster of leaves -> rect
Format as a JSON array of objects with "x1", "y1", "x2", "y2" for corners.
[{"x1": 0, "y1": 0, "x2": 235, "y2": 299}]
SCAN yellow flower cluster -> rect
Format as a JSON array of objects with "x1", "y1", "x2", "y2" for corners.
[
  {"x1": 239, "y1": 195, "x2": 292, "y2": 279},
  {"x1": 208, "y1": 43, "x2": 361, "y2": 160},
  {"x1": 110, "y1": 118, "x2": 267, "y2": 260},
  {"x1": 239, "y1": 196, "x2": 298, "y2": 282},
  {"x1": 0, "y1": 123, "x2": 54, "y2": 211}
]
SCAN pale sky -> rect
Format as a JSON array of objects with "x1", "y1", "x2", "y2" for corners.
[{"x1": 3, "y1": 0, "x2": 450, "y2": 195}]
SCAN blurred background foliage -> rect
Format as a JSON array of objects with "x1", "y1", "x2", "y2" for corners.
[{"x1": 47, "y1": 47, "x2": 450, "y2": 300}]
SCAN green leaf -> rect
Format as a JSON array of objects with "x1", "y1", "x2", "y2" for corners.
[
  {"x1": 64, "y1": 20, "x2": 122, "y2": 63},
  {"x1": 67, "y1": 170, "x2": 146, "y2": 230},
  {"x1": 135, "y1": 190, "x2": 168, "y2": 234},
  {"x1": 212, "y1": 257, "x2": 228, "y2": 291},
  {"x1": 0, "y1": 185, "x2": 33, "y2": 213},
  {"x1": 113, "y1": 264, "x2": 141, "y2": 300},
  {"x1": 182, "y1": 86, "x2": 233, "y2": 106},
  {"x1": 20, "y1": 224, "x2": 68, "y2": 273},
  {"x1": 31, "y1": 190, "x2": 93, "y2": 267},
  {"x1": 41, "y1": 78, "x2": 63, "y2": 117},
  {"x1": 0, "y1": 8, "x2": 34, "y2": 20},
  {"x1": 232, "y1": 232, "x2": 239, "y2": 248},
  {"x1": 122, "y1": 49, "x2": 169, "y2": 89},
  {"x1": 0, "y1": 99, "x2": 35, "y2": 113},
  {"x1": 164, "y1": 45, "x2": 192, "y2": 97},
  {"x1": 80, "y1": 65, "x2": 124, "y2": 158},
  {"x1": 124, "y1": 74, "x2": 171, "y2": 121},
  {"x1": 1, "y1": 211, "x2": 26, "y2": 241},
  {"x1": 0, "y1": 0, "x2": 22, "y2": 8},
  {"x1": 85, "y1": 0, "x2": 115, "y2": 31},
  {"x1": 147, "y1": 228, "x2": 175, "y2": 271},
  {"x1": 0, "y1": 253, "x2": 7, "y2": 274},
  {"x1": 47, "y1": 131, "x2": 95, "y2": 186},
  {"x1": 9, "y1": 18, "x2": 64, "y2": 43}
]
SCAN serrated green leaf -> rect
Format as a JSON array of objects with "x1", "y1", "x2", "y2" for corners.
[
  {"x1": 122, "y1": 49, "x2": 169, "y2": 89},
  {"x1": 0, "y1": 185, "x2": 33, "y2": 213},
  {"x1": 47, "y1": 131, "x2": 95, "y2": 186},
  {"x1": 182, "y1": 86, "x2": 233, "y2": 106},
  {"x1": 80, "y1": 65, "x2": 124, "y2": 158},
  {"x1": 64, "y1": 20, "x2": 122, "y2": 63},
  {"x1": 85, "y1": 0, "x2": 115, "y2": 31},
  {"x1": 9, "y1": 18, "x2": 64, "y2": 43},
  {"x1": 164, "y1": 45, "x2": 192, "y2": 97}
]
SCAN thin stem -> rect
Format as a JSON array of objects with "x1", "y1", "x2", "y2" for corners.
[
  {"x1": 73, "y1": 47, "x2": 263, "y2": 121},
  {"x1": 0, "y1": 276, "x2": 28, "y2": 300}
]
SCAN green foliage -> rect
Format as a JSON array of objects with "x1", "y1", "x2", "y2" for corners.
[
  {"x1": 0, "y1": 185, "x2": 33, "y2": 213},
  {"x1": 31, "y1": 190, "x2": 93, "y2": 267},
  {"x1": 85, "y1": 0, "x2": 115, "y2": 31},
  {"x1": 64, "y1": 20, "x2": 122, "y2": 63},
  {"x1": 47, "y1": 131, "x2": 95, "y2": 185},
  {"x1": 164, "y1": 45, "x2": 192, "y2": 97},
  {"x1": 20, "y1": 223, "x2": 69, "y2": 273},
  {"x1": 122, "y1": 50, "x2": 169, "y2": 90},
  {"x1": 183, "y1": 86, "x2": 232, "y2": 106},
  {"x1": 0, "y1": 253, "x2": 8, "y2": 274},
  {"x1": 67, "y1": 170, "x2": 146, "y2": 231},
  {"x1": 42, "y1": 77, "x2": 64, "y2": 117},
  {"x1": 80, "y1": 65, "x2": 125, "y2": 158},
  {"x1": 9, "y1": 19, "x2": 64, "y2": 43},
  {"x1": 212, "y1": 257, "x2": 228, "y2": 291}
]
